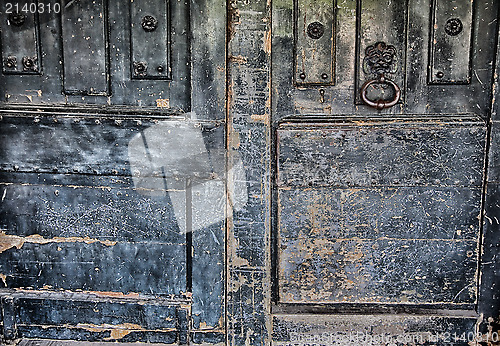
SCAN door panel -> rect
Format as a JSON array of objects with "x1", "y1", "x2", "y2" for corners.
[
  {"x1": 271, "y1": 0, "x2": 498, "y2": 343},
  {"x1": 273, "y1": 315, "x2": 479, "y2": 345},
  {"x1": 273, "y1": 0, "x2": 496, "y2": 118},
  {"x1": 61, "y1": 0, "x2": 109, "y2": 95},
  {"x1": 0, "y1": 0, "x2": 227, "y2": 343},
  {"x1": 0, "y1": 0, "x2": 190, "y2": 110},
  {"x1": 277, "y1": 120, "x2": 483, "y2": 306}
]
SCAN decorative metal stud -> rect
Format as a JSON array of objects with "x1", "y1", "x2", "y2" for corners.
[
  {"x1": 133, "y1": 61, "x2": 147, "y2": 76},
  {"x1": 307, "y1": 22, "x2": 325, "y2": 39},
  {"x1": 141, "y1": 15, "x2": 158, "y2": 32},
  {"x1": 8, "y1": 12, "x2": 26, "y2": 26},
  {"x1": 4, "y1": 56, "x2": 17, "y2": 69},
  {"x1": 22, "y1": 56, "x2": 37, "y2": 71},
  {"x1": 445, "y1": 18, "x2": 463, "y2": 36},
  {"x1": 363, "y1": 41, "x2": 397, "y2": 77}
]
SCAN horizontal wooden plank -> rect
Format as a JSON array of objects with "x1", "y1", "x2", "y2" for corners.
[
  {"x1": 278, "y1": 238, "x2": 477, "y2": 304},
  {"x1": 0, "y1": 242, "x2": 186, "y2": 295},
  {"x1": 278, "y1": 186, "x2": 480, "y2": 240},
  {"x1": 16, "y1": 298, "x2": 178, "y2": 329},
  {"x1": 18, "y1": 340, "x2": 173, "y2": 346},
  {"x1": 277, "y1": 121, "x2": 485, "y2": 187},
  {"x1": 0, "y1": 115, "x2": 224, "y2": 179},
  {"x1": 273, "y1": 314, "x2": 478, "y2": 345},
  {"x1": 17, "y1": 326, "x2": 177, "y2": 344},
  {"x1": 0, "y1": 175, "x2": 184, "y2": 243}
]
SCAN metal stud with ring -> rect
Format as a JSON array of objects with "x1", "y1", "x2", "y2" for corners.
[{"x1": 360, "y1": 74, "x2": 401, "y2": 110}]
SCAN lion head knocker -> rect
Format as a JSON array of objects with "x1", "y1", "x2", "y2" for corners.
[
  {"x1": 360, "y1": 42, "x2": 401, "y2": 110},
  {"x1": 363, "y1": 42, "x2": 397, "y2": 77}
]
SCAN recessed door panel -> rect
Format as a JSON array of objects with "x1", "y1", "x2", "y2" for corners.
[
  {"x1": 276, "y1": 120, "x2": 484, "y2": 306},
  {"x1": 428, "y1": 0, "x2": 473, "y2": 84},
  {"x1": 61, "y1": 0, "x2": 109, "y2": 95},
  {"x1": 0, "y1": 0, "x2": 40, "y2": 75}
]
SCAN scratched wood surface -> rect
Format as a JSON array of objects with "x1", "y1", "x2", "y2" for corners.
[
  {"x1": 272, "y1": 314, "x2": 479, "y2": 345},
  {"x1": 271, "y1": 0, "x2": 497, "y2": 119},
  {"x1": 277, "y1": 120, "x2": 485, "y2": 305},
  {"x1": 18, "y1": 341, "x2": 172, "y2": 346},
  {"x1": 0, "y1": 0, "x2": 227, "y2": 341}
]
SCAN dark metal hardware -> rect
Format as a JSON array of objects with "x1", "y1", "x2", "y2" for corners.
[
  {"x1": 22, "y1": 56, "x2": 37, "y2": 71},
  {"x1": 444, "y1": 18, "x2": 463, "y2": 36},
  {"x1": 299, "y1": 72, "x2": 306, "y2": 80},
  {"x1": 133, "y1": 61, "x2": 147, "y2": 76},
  {"x1": 321, "y1": 73, "x2": 328, "y2": 80},
  {"x1": 361, "y1": 41, "x2": 399, "y2": 109},
  {"x1": 4, "y1": 56, "x2": 17, "y2": 69},
  {"x1": 363, "y1": 42, "x2": 397, "y2": 76},
  {"x1": 157, "y1": 65, "x2": 164, "y2": 72},
  {"x1": 307, "y1": 22, "x2": 324, "y2": 39},
  {"x1": 8, "y1": 12, "x2": 26, "y2": 26},
  {"x1": 360, "y1": 74, "x2": 401, "y2": 110},
  {"x1": 436, "y1": 71, "x2": 444, "y2": 78},
  {"x1": 141, "y1": 15, "x2": 158, "y2": 32}
]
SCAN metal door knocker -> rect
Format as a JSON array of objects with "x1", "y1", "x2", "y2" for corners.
[
  {"x1": 360, "y1": 74, "x2": 400, "y2": 110},
  {"x1": 360, "y1": 42, "x2": 401, "y2": 110}
]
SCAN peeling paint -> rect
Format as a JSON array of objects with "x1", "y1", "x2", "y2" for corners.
[
  {"x1": 229, "y1": 55, "x2": 248, "y2": 64},
  {"x1": 0, "y1": 232, "x2": 117, "y2": 254},
  {"x1": 76, "y1": 323, "x2": 147, "y2": 340}
]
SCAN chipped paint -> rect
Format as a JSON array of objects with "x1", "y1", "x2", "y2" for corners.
[
  {"x1": 76, "y1": 323, "x2": 146, "y2": 340},
  {"x1": 0, "y1": 232, "x2": 117, "y2": 254},
  {"x1": 229, "y1": 55, "x2": 248, "y2": 64},
  {"x1": 264, "y1": 29, "x2": 272, "y2": 55}
]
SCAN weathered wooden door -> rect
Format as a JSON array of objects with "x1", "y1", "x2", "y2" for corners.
[
  {"x1": 0, "y1": 0, "x2": 227, "y2": 344},
  {"x1": 272, "y1": 0, "x2": 499, "y2": 344}
]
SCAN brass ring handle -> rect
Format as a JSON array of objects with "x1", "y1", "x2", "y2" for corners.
[{"x1": 360, "y1": 75, "x2": 401, "y2": 110}]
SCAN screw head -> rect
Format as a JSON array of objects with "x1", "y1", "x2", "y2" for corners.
[
  {"x1": 5, "y1": 56, "x2": 17, "y2": 69},
  {"x1": 436, "y1": 71, "x2": 444, "y2": 78},
  {"x1": 133, "y1": 61, "x2": 147, "y2": 76},
  {"x1": 299, "y1": 72, "x2": 306, "y2": 80},
  {"x1": 321, "y1": 73, "x2": 328, "y2": 80},
  {"x1": 157, "y1": 65, "x2": 164, "y2": 72},
  {"x1": 22, "y1": 56, "x2": 37, "y2": 71}
]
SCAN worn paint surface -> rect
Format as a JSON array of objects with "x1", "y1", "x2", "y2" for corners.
[
  {"x1": 0, "y1": 0, "x2": 499, "y2": 345},
  {"x1": 271, "y1": 0, "x2": 499, "y2": 344},
  {"x1": 0, "y1": 0, "x2": 226, "y2": 343},
  {"x1": 273, "y1": 314, "x2": 480, "y2": 345},
  {"x1": 227, "y1": 0, "x2": 272, "y2": 345},
  {"x1": 276, "y1": 121, "x2": 484, "y2": 305}
]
